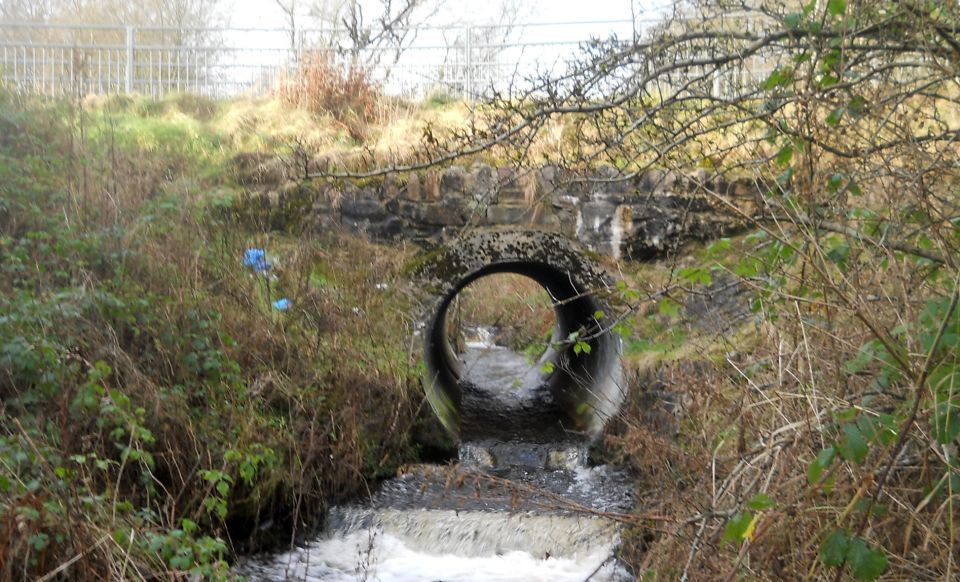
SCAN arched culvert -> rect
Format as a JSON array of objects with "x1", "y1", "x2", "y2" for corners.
[{"x1": 412, "y1": 229, "x2": 626, "y2": 441}]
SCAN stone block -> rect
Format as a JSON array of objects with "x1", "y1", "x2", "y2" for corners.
[
  {"x1": 340, "y1": 192, "x2": 389, "y2": 222},
  {"x1": 367, "y1": 217, "x2": 407, "y2": 239},
  {"x1": 486, "y1": 204, "x2": 531, "y2": 224},
  {"x1": 424, "y1": 171, "x2": 441, "y2": 201},
  {"x1": 441, "y1": 165, "x2": 468, "y2": 193},
  {"x1": 421, "y1": 199, "x2": 468, "y2": 226},
  {"x1": 383, "y1": 172, "x2": 401, "y2": 199},
  {"x1": 470, "y1": 163, "x2": 498, "y2": 204},
  {"x1": 497, "y1": 167, "x2": 525, "y2": 202},
  {"x1": 405, "y1": 173, "x2": 421, "y2": 201}
]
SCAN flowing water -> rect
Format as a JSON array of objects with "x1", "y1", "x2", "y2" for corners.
[{"x1": 237, "y1": 327, "x2": 633, "y2": 581}]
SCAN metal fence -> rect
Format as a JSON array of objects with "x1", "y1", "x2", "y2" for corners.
[{"x1": 0, "y1": 17, "x2": 773, "y2": 100}]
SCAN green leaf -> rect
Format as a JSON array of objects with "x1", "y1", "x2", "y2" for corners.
[
  {"x1": 932, "y1": 400, "x2": 960, "y2": 445},
  {"x1": 593, "y1": 310, "x2": 605, "y2": 320},
  {"x1": 29, "y1": 532, "x2": 49, "y2": 551},
  {"x1": 734, "y1": 256, "x2": 761, "y2": 278},
  {"x1": 612, "y1": 321, "x2": 632, "y2": 339},
  {"x1": 819, "y1": 73, "x2": 839, "y2": 88},
  {"x1": 784, "y1": 12, "x2": 802, "y2": 29},
  {"x1": 723, "y1": 510, "x2": 754, "y2": 542},
  {"x1": 826, "y1": 240, "x2": 851, "y2": 269},
  {"x1": 820, "y1": 528, "x2": 849, "y2": 567},
  {"x1": 844, "y1": 342, "x2": 876, "y2": 374},
  {"x1": 706, "y1": 238, "x2": 732, "y2": 258},
  {"x1": 838, "y1": 423, "x2": 869, "y2": 465},
  {"x1": 848, "y1": 95, "x2": 868, "y2": 117},
  {"x1": 679, "y1": 267, "x2": 712, "y2": 286},
  {"x1": 747, "y1": 493, "x2": 776, "y2": 510},
  {"x1": 762, "y1": 69, "x2": 784, "y2": 90},
  {"x1": 808, "y1": 446, "x2": 836, "y2": 484},
  {"x1": 827, "y1": 0, "x2": 847, "y2": 16},
  {"x1": 929, "y1": 363, "x2": 958, "y2": 397},
  {"x1": 776, "y1": 144, "x2": 794, "y2": 167},
  {"x1": 659, "y1": 298, "x2": 681, "y2": 318},
  {"x1": 857, "y1": 415, "x2": 896, "y2": 446},
  {"x1": 826, "y1": 107, "x2": 845, "y2": 126},
  {"x1": 847, "y1": 537, "x2": 887, "y2": 580}
]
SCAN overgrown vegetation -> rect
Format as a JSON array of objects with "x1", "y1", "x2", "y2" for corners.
[
  {"x1": 544, "y1": 3, "x2": 960, "y2": 580},
  {"x1": 3, "y1": 1, "x2": 960, "y2": 580},
  {"x1": 0, "y1": 90, "x2": 423, "y2": 579},
  {"x1": 274, "y1": 51, "x2": 383, "y2": 142},
  {"x1": 280, "y1": 0, "x2": 959, "y2": 579}
]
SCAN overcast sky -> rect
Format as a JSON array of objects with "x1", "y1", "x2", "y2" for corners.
[{"x1": 224, "y1": 0, "x2": 670, "y2": 32}]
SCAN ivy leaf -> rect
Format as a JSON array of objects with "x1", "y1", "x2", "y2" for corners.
[
  {"x1": 847, "y1": 537, "x2": 888, "y2": 580},
  {"x1": 827, "y1": 0, "x2": 847, "y2": 16},
  {"x1": 540, "y1": 361, "x2": 555, "y2": 374},
  {"x1": 820, "y1": 528, "x2": 849, "y2": 567}
]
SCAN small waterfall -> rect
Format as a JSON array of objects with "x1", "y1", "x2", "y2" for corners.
[{"x1": 237, "y1": 329, "x2": 632, "y2": 581}]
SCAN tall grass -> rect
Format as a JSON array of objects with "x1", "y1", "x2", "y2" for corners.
[
  {"x1": 274, "y1": 51, "x2": 382, "y2": 142},
  {"x1": 0, "y1": 89, "x2": 420, "y2": 579}
]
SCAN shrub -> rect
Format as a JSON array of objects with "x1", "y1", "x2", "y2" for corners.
[{"x1": 273, "y1": 51, "x2": 381, "y2": 141}]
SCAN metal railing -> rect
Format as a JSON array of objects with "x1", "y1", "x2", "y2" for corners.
[{"x1": 0, "y1": 18, "x2": 774, "y2": 100}]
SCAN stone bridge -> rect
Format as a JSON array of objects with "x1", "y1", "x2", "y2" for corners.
[
  {"x1": 232, "y1": 162, "x2": 755, "y2": 261},
  {"x1": 232, "y1": 162, "x2": 755, "y2": 439}
]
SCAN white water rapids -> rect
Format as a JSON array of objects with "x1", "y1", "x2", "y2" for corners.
[{"x1": 237, "y1": 327, "x2": 632, "y2": 581}]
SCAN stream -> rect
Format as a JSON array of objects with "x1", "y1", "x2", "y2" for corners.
[{"x1": 236, "y1": 327, "x2": 633, "y2": 581}]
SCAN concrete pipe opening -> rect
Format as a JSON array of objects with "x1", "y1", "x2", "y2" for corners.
[{"x1": 413, "y1": 230, "x2": 626, "y2": 441}]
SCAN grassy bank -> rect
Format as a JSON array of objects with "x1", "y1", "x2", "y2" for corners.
[{"x1": 0, "y1": 90, "x2": 429, "y2": 579}]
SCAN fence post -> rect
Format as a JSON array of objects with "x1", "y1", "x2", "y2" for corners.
[
  {"x1": 125, "y1": 26, "x2": 135, "y2": 93},
  {"x1": 464, "y1": 25, "x2": 473, "y2": 99}
]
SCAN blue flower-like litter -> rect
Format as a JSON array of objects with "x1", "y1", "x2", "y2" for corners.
[
  {"x1": 273, "y1": 298, "x2": 292, "y2": 311},
  {"x1": 243, "y1": 248, "x2": 271, "y2": 273}
]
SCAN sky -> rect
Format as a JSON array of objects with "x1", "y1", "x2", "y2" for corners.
[
  {"x1": 224, "y1": 0, "x2": 665, "y2": 33},
  {"x1": 214, "y1": 0, "x2": 674, "y2": 96}
]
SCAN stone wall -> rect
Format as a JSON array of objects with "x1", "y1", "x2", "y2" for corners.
[{"x1": 233, "y1": 159, "x2": 758, "y2": 261}]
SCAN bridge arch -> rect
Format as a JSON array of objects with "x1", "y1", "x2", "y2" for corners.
[{"x1": 412, "y1": 229, "x2": 626, "y2": 440}]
